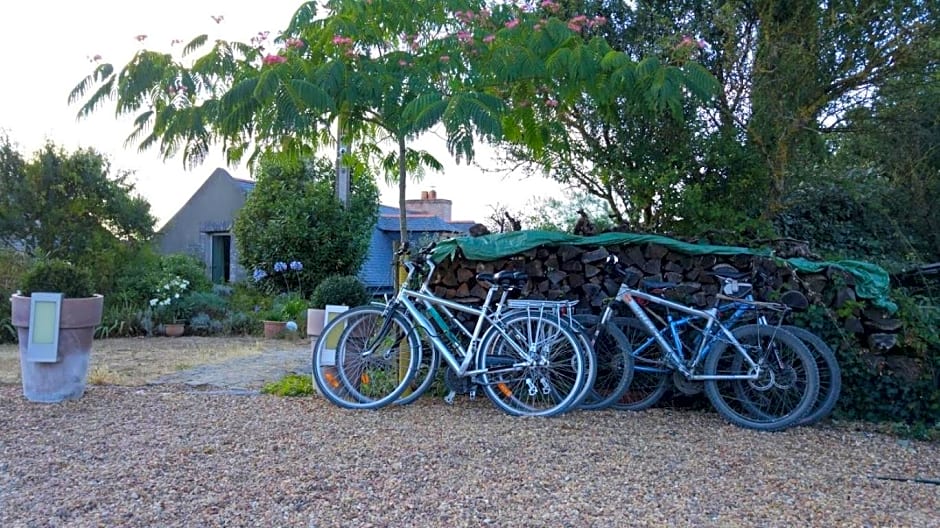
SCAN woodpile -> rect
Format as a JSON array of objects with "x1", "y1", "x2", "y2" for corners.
[{"x1": 431, "y1": 241, "x2": 907, "y2": 365}]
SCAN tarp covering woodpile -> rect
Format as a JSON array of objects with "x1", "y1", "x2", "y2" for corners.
[{"x1": 431, "y1": 231, "x2": 896, "y2": 313}]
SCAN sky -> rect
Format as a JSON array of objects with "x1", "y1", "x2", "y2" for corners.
[{"x1": 0, "y1": 0, "x2": 565, "y2": 227}]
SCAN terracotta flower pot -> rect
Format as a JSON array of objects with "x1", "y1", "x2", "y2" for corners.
[
  {"x1": 10, "y1": 294, "x2": 104, "y2": 403},
  {"x1": 163, "y1": 323, "x2": 185, "y2": 337},
  {"x1": 263, "y1": 320, "x2": 287, "y2": 339}
]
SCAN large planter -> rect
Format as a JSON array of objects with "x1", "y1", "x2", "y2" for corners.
[{"x1": 11, "y1": 294, "x2": 104, "y2": 403}]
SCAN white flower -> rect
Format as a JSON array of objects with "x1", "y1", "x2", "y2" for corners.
[{"x1": 149, "y1": 298, "x2": 158, "y2": 307}]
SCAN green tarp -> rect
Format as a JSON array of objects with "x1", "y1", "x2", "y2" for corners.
[{"x1": 431, "y1": 231, "x2": 896, "y2": 313}]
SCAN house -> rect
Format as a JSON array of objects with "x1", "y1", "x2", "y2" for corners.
[
  {"x1": 156, "y1": 168, "x2": 254, "y2": 283},
  {"x1": 156, "y1": 169, "x2": 475, "y2": 292}
]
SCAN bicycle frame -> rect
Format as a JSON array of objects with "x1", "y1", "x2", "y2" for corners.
[
  {"x1": 612, "y1": 283, "x2": 761, "y2": 381},
  {"x1": 385, "y1": 257, "x2": 533, "y2": 379}
]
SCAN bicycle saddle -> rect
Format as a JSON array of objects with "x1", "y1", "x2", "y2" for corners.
[{"x1": 476, "y1": 270, "x2": 529, "y2": 288}]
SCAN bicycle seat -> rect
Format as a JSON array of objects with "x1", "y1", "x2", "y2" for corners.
[
  {"x1": 710, "y1": 264, "x2": 749, "y2": 280},
  {"x1": 476, "y1": 270, "x2": 529, "y2": 288}
]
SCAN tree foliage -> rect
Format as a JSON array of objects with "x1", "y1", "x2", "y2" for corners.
[
  {"x1": 233, "y1": 156, "x2": 378, "y2": 298},
  {"x1": 0, "y1": 137, "x2": 156, "y2": 292}
]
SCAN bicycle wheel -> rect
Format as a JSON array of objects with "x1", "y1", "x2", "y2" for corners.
[
  {"x1": 312, "y1": 305, "x2": 419, "y2": 410},
  {"x1": 573, "y1": 315, "x2": 634, "y2": 411},
  {"x1": 783, "y1": 325, "x2": 841, "y2": 426},
  {"x1": 704, "y1": 324, "x2": 819, "y2": 431},
  {"x1": 611, "y1": 317, "x2": 671, "y2": 411},
  {"x1": 394, "y1": 330, "x2": 441, "y2": 406},
  {"x1": 477, "y1": 312, "x2": 587, "y2": 417}
]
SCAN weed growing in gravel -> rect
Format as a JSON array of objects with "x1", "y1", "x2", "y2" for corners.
[{"x1": 262, "y1": 374, "x2": 313, "y2": 397}]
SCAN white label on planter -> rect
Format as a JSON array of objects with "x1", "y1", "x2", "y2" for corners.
[{"x1": 27, "y1": 293, "x2": 63, "y2": 363}]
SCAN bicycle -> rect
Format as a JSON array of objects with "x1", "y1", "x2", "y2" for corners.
[
  {"x1": 311, "y1": 245, "x2": 592, "y2": 417},
  {"x1": 704, "y1": 265, "x2": 842, "y2": 426},
  {"x1": 600, "y1": 255, "x2": 820, "y2": 431}
]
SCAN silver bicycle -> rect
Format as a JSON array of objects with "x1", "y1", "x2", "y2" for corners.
[{"x1": 312, "y1": 246, "x2": 592, "y2": 417}]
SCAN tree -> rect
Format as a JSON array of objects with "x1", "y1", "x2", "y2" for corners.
[
  {"x1": 233, "y1": 156, "x2": 378, "y2": 297},
  {"x1": 0, "y1": 137, "x2": 155, "y2": 260}
]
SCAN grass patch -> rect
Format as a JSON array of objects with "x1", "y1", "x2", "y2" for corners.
[{"x1": 262, "y1": 373, "x2": 313, "y2": 397}]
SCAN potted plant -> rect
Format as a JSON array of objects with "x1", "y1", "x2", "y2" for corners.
[
  {"x1": 149, "y1": 275, "x2": 191, "y2": 337},
  {"x1": 262, "y1": 293, "x2": 307, "y2": 338},
  {"x1": 9, "y1": 259, "x2": 103, "y2": 403},
  {"x1": 307, "y1": 275, "x2": 370, "y2": 337}
]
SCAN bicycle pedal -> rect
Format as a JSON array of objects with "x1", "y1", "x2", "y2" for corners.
[{"x1": 444, "y1": 391, "x2": 456, "y2": 405}]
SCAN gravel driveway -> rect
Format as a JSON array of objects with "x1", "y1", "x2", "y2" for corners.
[{"x1": 1, "y1": 384, "x2": 937, "y2": 527}]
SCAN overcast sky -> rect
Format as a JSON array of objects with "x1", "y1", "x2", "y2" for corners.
[{"x1": 0, "y1": 0, "x2": 563, "y2": 226}]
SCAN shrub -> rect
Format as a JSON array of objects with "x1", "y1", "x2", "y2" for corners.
[
  {"x1": 262, "y1": 374, "x2": 314, "y2": 397},
  {"x1": 20, "y1": 259, "x2": 95, "y2": 298},
  {"x1": 234, "y1": 156, "x2": 378, "y2": 298},
  {"x1": 310, "y1": 275, "x2": 370, "y2": 309}
]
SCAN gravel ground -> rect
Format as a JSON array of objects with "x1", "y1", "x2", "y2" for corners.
[{"x1": 1, "y1": 384, "x2": 938, "y2": 528}]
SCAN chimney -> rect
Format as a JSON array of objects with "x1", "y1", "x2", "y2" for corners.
[{"x1": 405, "y1": 189, "x2": 453, "y2": 222}]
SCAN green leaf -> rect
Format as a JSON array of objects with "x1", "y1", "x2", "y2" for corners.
[
  {"x1": 287, "y1": 79, "x2": 333, "y2": 113},
  {"x1": 183, "y1": 34, "x2": 209, "y2": 57}
]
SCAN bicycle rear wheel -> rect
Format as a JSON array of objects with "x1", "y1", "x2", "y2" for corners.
[
  {"x1": 704, "y1": 324, "x2": 819, "y2": 431},
  {"x1": 611, "y1": 317, "x2": 671, "y2": 411},
  {"x1": 783, "y1": 325, "x2": 841, "y2": 426},
  {"x1": 573, "y1": 315, "x2": 634, "y2": 411},
  {"x1": 312, "y1": 305, "x2": 419, "y2": 410},
  {"x1": 478, "y1": 312, "x2": 587, "y2": 417}
]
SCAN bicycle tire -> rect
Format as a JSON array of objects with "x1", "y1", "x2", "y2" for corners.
[
  {"x1": 477, "y1": 312, "x2": 587, "y2": 417},
  {"x1": 311, "y1": 305, "x2": 419, "y2": 410},
  {"x1": 394, "y1": 331, "x2": 441, "y2": 406},
  {"x1": 610, "y1": 317, "x2": 670, "y2": 411},
  {"x1": 573, "y1": 315, "x2": 634, "y2": 411},
  {"x1": 703, "y1": 324, "x2": 819, "y2": 431},
  {"x1": 782, "y1": 325, "x2": 841, "y2": 426}
]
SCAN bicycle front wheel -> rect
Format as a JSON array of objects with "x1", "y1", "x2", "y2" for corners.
[
  {"x1": 312, "y1": 305, "x2": 419, "y2": 410},
  {"x1": 704, "y1": 324, "x2": 819, "y2": 431},
  {"x1": 478, "y1": 312, "x2": 587, "y2": 417},
  {"x1": 611, "y1": 317, "x2": 671, "y2": 411},
  {"x1": 573, "y1": 315, "x2": 634, "y2": 411}
]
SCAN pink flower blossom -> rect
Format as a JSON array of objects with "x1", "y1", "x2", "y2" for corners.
[
  {"x1": 483, "y1": 34, "x2": 496, "y2": 43},
  {"x1": 540, "y1": 1, "x2": 560, "y2": 13},
  {"x1": 134, "y1": 34, "x2": 147, "y2": 42},
  {"x1": 332, "y1": 35, "x2": 353, "y2": 46},
  {"x1": 697, "y1": 39, "x2": 707, "y2": 49},
  {"x1": 505, "y1": 19, "x2": 519, "y2": 29},
  {"x1": 263, "y1": 54, "x2": 287, "y2": 65},
  {"x1": 546, "y1": 98, "x2": 559, "y2": 107},
  {"x1": 399, "y1": 59, "x2": 408, "y2": 66},
  {"x1": 286, "y1": 38, "x2": 305, "y2": 49},
  {"x1": 591, "y1": 16, "x2": 607, "y2": 27},
  {"x1": 457, "y1": 30, "x2": 473, "y2": 43},
  {"x1": 440, "y1": 55, "x2": 450, "y2": 62}
]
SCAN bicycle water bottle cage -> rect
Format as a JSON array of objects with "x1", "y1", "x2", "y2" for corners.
[{"x1": 476, "y1": 270, "x2": 528, "y2": 289}]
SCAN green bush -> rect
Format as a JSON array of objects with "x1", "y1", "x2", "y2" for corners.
[
  {"x1": 234, "y1": 156, "x2": 378, "y2": 298},
  {"x1": 0, "y1": 250, "x2": 31, "y2": 343},
  {"x1": 159, "y1": 254, "x2": 212, "y2": 293},
  {"x1": 20, "y1": 259, "x2": 95, "y2": 298},
  {"x1": 179, "y1": 291, "x2": 229, "y2": 320},
  {"x1": 96, "y1": 292, "x2": 149, "y2": 338},
  {"x1": 310, "y1": 275, "x2": 370, "y2": 309},
  {"x1": 262, "y1": 374, "x2": 314, "y2": 397}
]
